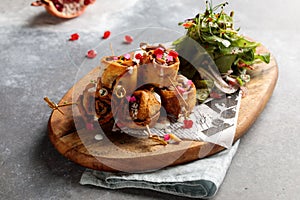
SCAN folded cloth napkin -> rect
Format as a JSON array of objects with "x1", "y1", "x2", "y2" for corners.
[{"x1": 80, "y1": 140, "x2": 239, "y2": 199}]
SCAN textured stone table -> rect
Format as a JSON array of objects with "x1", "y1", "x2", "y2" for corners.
[{"x1": 0, "y1": 0, "x2": 299, "y2": 199}]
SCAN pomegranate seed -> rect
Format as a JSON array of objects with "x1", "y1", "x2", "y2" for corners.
[
  {"x1": 210, "y1": 91, "x2": 222, "y2": 99},
  {"x1": 53, "y1": 1, "x2": 64, "y2": 12},
  {"x1": 69, "y1": 33, "x2": 79, "y2": 41},
  {"x1": 116, "y1": 122, "x2": 125, "y2": 128},
  {"x1": 153, "y1": 47, "x2": 164, "y2": 56},
  {"x1": 129, "y1": 96, "x2": 136, "y2": 103},
  {"x1": 123, "y1": 53, "x2": 131, "y2": 60},
  {"x1": 124, "y1": 35, "x2": 133, "y2": 43},
  {"x1": 166, "y1": 55, "x2": 174, "y2": 62},
  {"x1": 86, "y1": 123, "x2": 94, "y2": 130},
  {"x1": 86, "y1": 50, "x2": 97, "y2": 58},
  {"x1": 187, "y1": 80, "x2": 193, "y2": 86},
  {"x1": 102, "y1": 31, "x2": 111, "y2": 39},
  {"x1": 168, "y1": 50, "x2": 179, "y2": 59},
  {"x1": 84, "y1": 0, "x2": 91, "y2": 5},
  {"x1": 183, "y1": 119, "x2": 193, "y2": 129},
  {"x1": 164, "y1": 134, "x2": 171, "y2": 141},
  {"x1": 135, "y1": 53, "x2": 143, "y2": 60},
  {"x1": 176, "y1": 86, "x2": 186, "y2": 94},
  {"x1": 126, "y1": 96, "x2": 136, "y2": 103}
]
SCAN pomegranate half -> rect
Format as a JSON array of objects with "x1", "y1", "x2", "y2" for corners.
[{"x1": 31, "y1": 0, "x2": 96, "y2": 19}]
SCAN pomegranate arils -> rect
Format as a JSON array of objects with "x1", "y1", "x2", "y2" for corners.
[
  {"x1": 153, "y1": 47, "x2": 164, "y2": 57},
  {"x1": 84, "y1": 0, "x2": 91, "y2": 5},
  {"x1": 103, "y1": 31, "x2": 111, "y2": 39},
  {"x1": 69, "y1": 33, "x2": 79, "y2": 41},
  {"x1": 124, "y1": 35, "x2": 133, "y2": 44},
  {"x1": 183, "y1": 119, "x2": 193, "y2": 129},
  {"x1": 176, "y1": 86, "x2": 186, "y2": 94},
  {"x1": 86, "y1": 50, "x2": 97, "y2": 58},
  {"x1": 52, "y1": 0, "x2": 64, "y2": 12},
  {"x1": 86, "y1": 122, "x2": 94, "y2": 130},
  {"x1": 55, "y1": 4, "x2": 64, "y2": 12},
  {"x1": 135, "y1": 53, "x2": 143, "y2": 60},
  {"x1": 168, "y1": 50, "x2": 179, "y2": 59},
  {"x1": 31, "y1": 0, "x2": 96, "y2": 19},
  {"x1": 210, "y1": 91, "x2": 222, "y2": 99},
  {"x1": 164, "y1": 134, "x2": 171, "y2": 141}
]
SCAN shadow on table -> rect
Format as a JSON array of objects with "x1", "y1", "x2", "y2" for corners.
[
  {"x1": 119, "y1": 188, "x2": 199, "y2": 200},
  {"x1": 33, "y1": 126, "x2": 84, "y2": 183},
  {"x1": 25, "y1": 11, "x2": 71, "y2": 28}
]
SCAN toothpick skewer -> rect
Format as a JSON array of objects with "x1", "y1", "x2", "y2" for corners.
[
  {"x1": 145, "y1": 125, "x2": 168, "y2": 145},
  {"x1": 44, "y1": 97, "x2": 64, "y2": 115},
  {"x1": 146, "y1": 125, "x2": 152, "y2": 137},
  {"x1": 43, "y1": 96, "x2": 77, "y2": 115},
  {"x1": 109, "y1": 42, "x2": 115, "y2": 56},
  {"x1": 57, "y1": 102, "x2": 78, "y2": 107}
]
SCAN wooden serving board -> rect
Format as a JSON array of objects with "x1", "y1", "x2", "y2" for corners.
[{"x1": 48, "y1": 45, "x2": 278, "y2": 173}]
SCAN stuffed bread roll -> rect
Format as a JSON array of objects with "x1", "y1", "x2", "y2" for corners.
[
  {"x1": 100, "y1": 53, "x2": 138, "y2": 94},
  {"x1": 77, "y1": 78, "x2": 114, "y2": 128},
  {"x1": 95, "y1": 78, "x2": 114, "y2": 125},
  {"x1": 77, "y1": 82, "x2": 98, "y2": 126},
  {"x1": 137, "y1": 43, "x2": 180, "y2": 88},
  {"x1": 157, "y1": 75, "x2": 196, "y2": 122},
  {"x1": 114, "y1": 87, "x2": 161, "y2": 129}
]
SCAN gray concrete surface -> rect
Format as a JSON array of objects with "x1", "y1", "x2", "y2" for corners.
[{"x1": 0, "y1": 0, "x2": 300, "y2": 199}]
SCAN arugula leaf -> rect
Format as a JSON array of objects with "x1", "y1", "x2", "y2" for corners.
[{"x1": 255, "y1": 53, "x2": 270, "y2": 63}]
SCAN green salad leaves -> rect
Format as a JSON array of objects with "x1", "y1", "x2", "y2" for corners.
[{"x1": 174, "y1": 1, "x2": 270, "y2": 90}]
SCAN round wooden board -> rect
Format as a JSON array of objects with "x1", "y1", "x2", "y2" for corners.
[{"x1": 48, "y1": 45, "x2": 278, "y2": 173}]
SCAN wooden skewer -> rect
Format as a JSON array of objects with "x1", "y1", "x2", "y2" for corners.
[
  {"x1": 168, "y1": 133, "x2": 182, "y2": 143},
  {"x1": 145, "y1": 125, "x2": 168, "y2": 145},
  {"x1": 44, "y1": 97, "x2": 64, "y2": 115},
  {"x1": 58, "y1": 102, "x2": 78, "y2": 107},
  {"x1": 146, "y1": 125, "x2": 152, "y2": 137},
  {"x1": 109, "y1": 42, "x2": 115, "y2": 56},
  {"x1": 44, "y1": 96, "x2": 77, "y2": 115},
  {"x1": 149, "y1": 135, "x2": 168, "y2": 145}
]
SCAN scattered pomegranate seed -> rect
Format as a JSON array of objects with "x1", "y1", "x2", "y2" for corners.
[
  {"x1": 124, "y1": 35, "x2": 133, "y2": 44},
  {"x1": 164, "y1": 134, "x2": 171, "y2": 141},
  {"x1": 69, "y1": 33, "x2": 79, "y2": 41},
  {"x1": 86, "y1": 49, "x2": 97, "y2": 58},
  {"x1": 183, "y1": 119, "x2": 193, "y2": 129},
  {"x1": 116, "y1": 122, "x2": 126, "y2": 128},
  {"x1": 86, "y1": 122, "x2": 94, "y2": 130},
  {"x1": 210, "y1": 91, "x2": 222, "y2": 99},
  {"x1": 102, "y1": 31, "x2": 111, "y2": 39}
]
